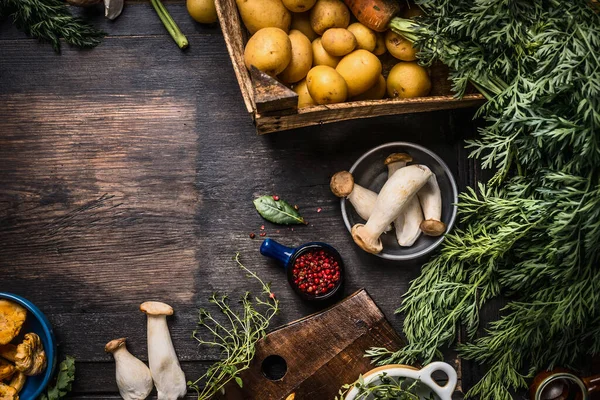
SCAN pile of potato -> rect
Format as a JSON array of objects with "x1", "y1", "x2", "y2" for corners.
[{"x1": 239, "y1": 0, "x2": 431, "y2": 108}]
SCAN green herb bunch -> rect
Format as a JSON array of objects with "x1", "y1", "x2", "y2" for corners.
[
  {"x1": 335, "y1": 373, "x2": 435, "y2": 400},
  {"x1": 0, "y1": 0, "x2": 104, "y2": 52},
  {"x1": 369, "y1": 1, "x2": 600, "y2": 399},
  {"x1": 188, "y1": 254, "x2": 280, "y2": 399},
  {"x1": 39, "y1": 356, "x2": 76, "y2": 400}
]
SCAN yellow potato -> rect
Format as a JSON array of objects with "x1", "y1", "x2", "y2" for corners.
[
  {"x1": 291, "y1": 12, "x2": 319, "y2": 41},
  {"x1": 306, "y1": 65, "x2": 348, "y2": 104},
  {"x1": 282, "y1": 0, "x2": 316, "y2": 12},
  {"x1": 312, "y1": 38, "x2": 341, "y2": 67},
  {"x1": 321, "y1": 28, "x2": 356, "y2": 56},
  {"x1": 187, "y1": 0, "x2": 217, "y2": 23},
  {"x1": 373, "y1": 32, "x2": 386, "y2": 55},
  {"x1": 385, "y1": 30, "x2": 417, "y2": 61},
  {"x1": 244, "y1": 27, "x2": 292, "y2": 76},
  {"x1": 386, "y1": 62, "x2": 431, "y2": 98},
  {"x1": 279, "y1": 30, "x2": 313, "y2": 83},
  {"x1": 351, "y1": 74, "x2": 386, "y2": 100},
  {"x1": 335, "y1": 49, "x2": 381, "y2": 97},
  {"x1": 236, "y1": 0, "x2": 291, "y2": 34},
  {"x1": 293, "y1": 79, "x2": 317, "y2": 108},
  {"x1": 309, "y1": 0, "x2": 350, "y2": 35},
  {"x1": 347, "y1": 22, "x2": 376, "y2": 52}
]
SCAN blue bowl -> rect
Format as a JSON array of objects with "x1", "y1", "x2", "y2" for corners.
[{"x1": 0, "y1": 293, "x2": 56, "y2": 400}]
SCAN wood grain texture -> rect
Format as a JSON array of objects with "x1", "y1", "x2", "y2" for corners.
[{"x1": 1, "y1": 2, "x2": 485, "y2": 398}]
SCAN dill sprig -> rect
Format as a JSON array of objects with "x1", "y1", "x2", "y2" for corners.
[
  {"x1": 371, "y1": 1, "x2": 600, "y2": 399},
  {"x1": 188, "y1": 253, "x2": 280, "y2": 399},
  {"x1": 0, "y1": 0, "x2": 105, "y2": 53}
]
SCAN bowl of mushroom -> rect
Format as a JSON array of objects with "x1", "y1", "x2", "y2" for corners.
[
  {"x1": 0, "y1": 293, "x2": 56, "y2": 399},
  {"x1": 332, "y1": 142, "x2": 458, "y2": 260}
]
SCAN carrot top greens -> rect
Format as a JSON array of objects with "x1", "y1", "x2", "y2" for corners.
[{"x1": 368, "y1": 1, "x2": 600, "y2": 399}]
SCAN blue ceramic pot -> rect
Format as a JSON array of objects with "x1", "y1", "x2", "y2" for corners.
[
  {"x1": 0, "y1": 293, "x2": 57, "y2": 400},
  {"x1": 260, "y1": 239, "x2": 345, "y2": 302}
]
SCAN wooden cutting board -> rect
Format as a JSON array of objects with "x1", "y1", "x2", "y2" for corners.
[{"x1": 221, "y1": 289, "x2": 404, "y2": 400}]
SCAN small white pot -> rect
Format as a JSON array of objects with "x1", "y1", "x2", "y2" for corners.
[{"x1": 344, "y1": 362, "x2": 457, "y2": 400}]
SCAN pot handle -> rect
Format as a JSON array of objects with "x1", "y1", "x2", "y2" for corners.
[
  {"x1": 419, "y1": 362, "x2": 458, "y2": 400},
  {"x1": 583, "y1": 373, "x2": 600, "y2": 394},
  {"x1": 260, "y1": 238, "x2": 295, "y2": 268}
]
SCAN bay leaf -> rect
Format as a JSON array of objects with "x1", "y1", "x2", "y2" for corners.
[{"x1": 253, "y1": 196, "x2": 306, "y2": 225}]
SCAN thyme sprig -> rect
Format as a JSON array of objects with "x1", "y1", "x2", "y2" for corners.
[
  {"x1": 373, "y1": 1, "x2": 600, "y2": 399},
  {"x1": 189, "y1": 253, "x2": 279, "y2": 399},
  {"x1": 0, "y1": 0, "x2": 104, "y2": 52}
]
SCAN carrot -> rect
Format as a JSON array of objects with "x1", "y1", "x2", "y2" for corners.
[{"x1": 343, "y1": 0, "x2": 403, "y2": 32}]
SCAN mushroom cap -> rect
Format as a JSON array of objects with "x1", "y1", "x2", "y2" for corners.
[
  {"x1": 351, "y1": 224, "x2": 383, "y2": 254},
  {"x1": 105, "y1": 338, "x2": 127, "y2": 353},
  {"x1": 330, "y1": 171, "x2": 355, "y2": 198},
  {"x1": 384, "y1": 153, "x2": 413, "y2": 165},
  {"x1": 420, "y1": 219, "x2": 447, "y2": 237},
  {"x1": 0, "y1": 299, "x2": 27, "y2": 345},
  {"x1": 140, "y1": 301, "x2": 174, "y2": 316},
  {"x1": 15, "y1": 333, "x2": 46, "y2": 376}
]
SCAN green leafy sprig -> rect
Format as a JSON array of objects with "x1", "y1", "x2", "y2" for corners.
[
  {"x1": 370, "y1": 1, "x2": 600, "y2": 399},
  {"x1": 0, "y1": 0, "x2": 104, "y2": 52},
  {"x1": 335, "y1": 373, "x2": 434, "y2": 400},
  {"x1": 188, "y1": 253, "x2": 279, "y2": 399},
  {"x1": 39, "y1": 356, "x2": 76, "y2": 400}
]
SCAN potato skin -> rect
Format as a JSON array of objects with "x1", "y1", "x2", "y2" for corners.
[
  {"x1": 293, "y1": 79, "x2": 317, "y2": 108},
  {"x1": 347, "y1": 22, "x2": 376, "y2": 52},
  {"x1": 309, "y1": 0, "x2": 350, "y2": 35},
  {"x1": 236, "y1": 0, "x2": 291, "y2": 34},
  {"x1": 279, "y1": 30, "x2": 314, "y2": 83},
  {"x1": 373, "y1": 32, "x2": 387, "y2": 55},
  {"x1": 385, "y1": 30, "x2": 417, "y2": 61},
  {"x1": 244, "y1": 27, "x2": 292, "y2": 76},
  {"x1": 187, "y1": 0, "x2": 218, "y2": 23},
  {"x1": 312, "y1": 38, "x2": 342, "y2": 68},
  {"x1": 282, "y1": 0, "x2": 316, "y2": 12},
  {"x1": 321, "y1": 28, "x2": 356, "y2": 56},
  {"x1": 351, "y1": 74, "x2": 386, "y2": 100},
  {"x1": 335, "y1": 49, "x2": 382, "y2": 97},
  {"x1": 291, "y1": 12, "x2": 319, "y2": 41},
  {"x1": 306, "y1": 65, "x2": 348, "y2": 104},
  {"x1": 386, "y1": 62, "x2": 431, "y2": 98}
]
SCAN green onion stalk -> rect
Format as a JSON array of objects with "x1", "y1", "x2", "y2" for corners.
[{"x1": 150, "y1": 0, "x2": 188, "y2": 49}]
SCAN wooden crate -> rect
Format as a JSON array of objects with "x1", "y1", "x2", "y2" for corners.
[{"x1": 215, "y1": 0, "x2": 485, "y2": 134}]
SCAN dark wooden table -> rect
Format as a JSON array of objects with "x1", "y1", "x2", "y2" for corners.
[{"x1": 0, "y1": 2, "x2": 488, "y2": 398}]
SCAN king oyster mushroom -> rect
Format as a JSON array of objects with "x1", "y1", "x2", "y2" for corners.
[
  {"x1": 385, "y1": 153, "x2": 424, "y2": 247},
  {"x1": 140, "y1": 302, "x2": 187, "y2": 400},
  {"x1": 330, "y1": 171, "x2": 391, "y2": 232},
  {"x1": 105, "y1": 338, "x2": 153, "y2": 400},
  {"x1": 418, "y1": 173, "x2": 447, "y2": 236},
  {"x1": 352, "y1": 165, "x2": 432, "y2": 254}
]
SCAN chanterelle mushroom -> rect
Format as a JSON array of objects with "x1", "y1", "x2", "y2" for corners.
[
  {"x1": 140, "y1": 302, "x2": 187, "y2": 400},
  {"x1": 352, "y1": 165, "x2": 432, "y2": 254},
  {"x1": 385, "y1": 153, "x2": 424, "y2": 247},
  {"x1": 0, "y1": 300, "x2": 27, "y2": 345},
  {"x1": 0, "y1": 382, "x2": 18, "y2": 400},
  {"x1": 105, "y1": 338, "x2": 153, "y2": 400},
  {"x1": 417, "y1": 173, "x2": 447, "y2": 236},
  {"x1": 14, "y1": 333, "x2": 47, "y2": 376},
  {"x1": 330, "y1": 171, "x2": 391, "y2": 232},
  {"x1": 0, "y1": 359, "x2": 15, "y2": 380},
  {"x1": 9, "y1": 372, "x2": 26, "y2": 394}
]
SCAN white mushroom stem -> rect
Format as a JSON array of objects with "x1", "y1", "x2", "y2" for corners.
[
  {"x1": 417, "y1": 173, "x2": 447, "y2": 236},
  {"x1": 330, "y1": 171, "x2": 391, "y2": 231},
  {"x1": 352, "y1": 165, "x2": 432, "y2": 254},
  {"x1": 387, "y1": 159, "x2": 424, "y2": 247},
  {"x1": 140, "y1": 302, "x2": 187, "y2": 400},
  {"x1": 105, "y1": 338, "x2": 153, "y2": 400}
]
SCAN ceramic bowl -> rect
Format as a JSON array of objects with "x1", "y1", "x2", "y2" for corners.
[
  {"x1": 344, "y1": 362, "x2": 457, "y2": 400},
  {"x1": 0, "y1": 293, "x2": 57, "y2": 400},
  {"x1": 341, "y1": 142, "x2": 458, "y2": 260}
]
